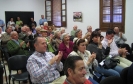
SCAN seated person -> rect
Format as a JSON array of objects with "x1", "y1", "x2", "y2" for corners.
[
  {"x1": 7, "y1": 31, "x2": 29, "y2": 56},
  {"x1": 68, "y1": 39, "x2": 99, "y2": 84},
  {"x1": 87, "y1": 31, "x2": 123, "y2": 77},
  {"x1": 101, "y1": 29, "x2": 132, "y2": 68},
  {"x1": 1, "y1": 26, "x2": 12, "y2": 46},
  {"x1": 26, "y1": 37, "x2": 63, "y2": 83},
  {"x1": 63, "y1": 56, "x2": 92, "y2": 84},
  {"x1": 73, "y1": 29, "x2": 90, "y2": 44},
  {"x1": 127, "y1": 63, "x2": 133, "y2": 84},
  {"x1": 59, "y1": 33, "x2": 74, "y2": 64}
]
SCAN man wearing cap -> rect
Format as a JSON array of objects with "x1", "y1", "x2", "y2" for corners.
[{"x1": 40, "y1": 29, "x2": 56, "y2": 53}]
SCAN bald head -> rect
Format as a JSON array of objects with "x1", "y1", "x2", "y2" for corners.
[
  {"x1": 114, "y1": 27, "x2": 119, "y2": 34},
  {"x1": 11, "y1": 31, "x2": 18, "y2": 40},
  {"x1": 73, "y1": 25, "x2": 77, "y2": 30}
]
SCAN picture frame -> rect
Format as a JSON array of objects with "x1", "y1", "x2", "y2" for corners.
[{"x1": 73, "y1": 12, "x2": 82, "y2": 22}]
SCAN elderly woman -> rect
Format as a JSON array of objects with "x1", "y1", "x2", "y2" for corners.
[
  {"x1": 87, "y1": 31, "x2": 123, "y2": 77},
  {"x1": 43, "y1": 22, "x2": 48, "y2": 30},
  {"x1": 68, "y1": 39, "x2": 99, "y2": 84},
  {"x1": 60, "y1": 27, "x2": 65, "y2": 34},
  {"x1": 73, "y1": 29, "x2": 90, "y2": 44},
  {"x1": 59, "y1": 33, "x2": 74, "y2": 64},
  {"x1": 53, "y1": 30, "x2": 62, "y2": 49},
  {"x1": 34, "y1": 26, "x2": 41, "y2": 38}
]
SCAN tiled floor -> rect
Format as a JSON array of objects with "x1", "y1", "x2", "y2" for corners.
[{"x1": 3, "y1": 61, "x2": 29, "y2": 84}]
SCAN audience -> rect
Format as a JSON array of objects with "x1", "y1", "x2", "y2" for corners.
[
  {"x1": 0, "y1": 27, "x2": 5, "y2": 43},
  {"x1": 39, "y1": 15, "x2": 47, "y2": 25},
  {"x1": 53, "y1": 30, "x2": 62, "y2": 49},
  {"x1": 7, "y1": 17, "x2": 15, "y2": 30},
  {"x1": 113, "y1": 27, "x2": 131, "y2": 55},
  {"x1": 7, "y1": 31, "x2": 29, "y2": 56},
  {"x1": 101, "y1": 29, "x2": 132, "y2": 68},
  {"x1": 87, "y1": 31, "x2": 123, "y2": 77},
  {"x1": 70, "y1": 25, "x2": 78, "y2": 37},
  {"x1": 86, "y1": 26, "x2": 92, "y2": 34},
  {"x1": 0, "y1": 19, "x2": 5, "y2": 31},
  {"x1": 64, "y1": 56, "x2": 92, "y2": 84},
  {"x1": 16, "y1": 17, "x2": 23, "y2": 28},
  {"x1": 1, "y1": 26, "x2": 12, "y2": 46},
  {"x1": 26, "y1": 37, "x2": 63, "y2": 83},
  {"x1": 59, "y1": 33, "x2": 74, "y2": 64},
  {"x1": 60, "y1": 27, "x2": 66, "y2": 34},
  {"x1": 40, "y1": 29, "x2": 56, "y2": 53},
  {"x1": 73, "y1": 29, "x2": 89, "y2": 44},
  {"x1": 34, "y1": 26, "x2": 41, "y2": 38},
  {"x1": 29, "y1": 17, "x2": 37, "y2": 28},
  {"x1": 68, "y1": 39, "x2": 99, "y2": 84},
  {"x1": 14, "y1": 24, "x2": 21, "y2": 33},
  {"x1": 43, "y1": 22, "x2": 48, "y2": 30}
]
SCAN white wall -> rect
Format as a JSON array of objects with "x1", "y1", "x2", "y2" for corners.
[
  {"x1": 66, "y1": 0, "x2": 133, "y2": 46},
  {"x1": 0, "y1": 0, "x2": 133, "y2": 45},
  {"x1": 0, "y1": 0, "x2": 45, "y2": 26}
]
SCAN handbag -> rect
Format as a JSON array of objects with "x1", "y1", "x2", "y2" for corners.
[{"x1": 103, "y1": 58, "x2": 120, "y2": 69}]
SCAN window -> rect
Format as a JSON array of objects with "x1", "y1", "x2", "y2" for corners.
[
  {"x1": 100, "y1": 0, "x2": 125, "y2": 32},
  {"x1": 45, "y1": 0, "x2": 67, "y2": 27}
]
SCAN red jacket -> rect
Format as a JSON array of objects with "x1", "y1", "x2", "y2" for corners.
[{"x1": 63, "y1": 79, "x2": 92, "y2": 84}]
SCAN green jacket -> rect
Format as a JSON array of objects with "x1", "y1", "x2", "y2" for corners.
[{"x1": 7, "y1": 39, "x2": 29, "y2": 56}]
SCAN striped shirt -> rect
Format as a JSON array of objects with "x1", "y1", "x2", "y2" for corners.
[{"x1": 26, "y1": 51, "x2": 63, "y2": 83}]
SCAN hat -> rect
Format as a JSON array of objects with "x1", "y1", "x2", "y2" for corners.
[{"x1": 40, "y1": 29, "x2": 48, "y2": 32}]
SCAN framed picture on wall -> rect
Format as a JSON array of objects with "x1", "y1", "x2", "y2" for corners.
[{"x1": 73, "y1": 12, "x2": 82, "y2": 22}]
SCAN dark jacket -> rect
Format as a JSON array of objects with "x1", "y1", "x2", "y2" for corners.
[{"x1": 87, "y1": 42, "x2": 110, "y2": 63}]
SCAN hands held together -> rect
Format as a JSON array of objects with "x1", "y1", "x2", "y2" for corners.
[{"x1": 49, "y1": 51, "x2": 63, "y2": 65}]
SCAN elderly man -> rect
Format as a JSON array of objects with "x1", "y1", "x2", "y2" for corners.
[
  {"x1": 26, "y1": 37, "x2": 63, "y2": 84},
  {"x1": 63, "y1": 56, "x2": 92, "y2": 84},
  {"x1": 70, "y1": 25, "x2": 78, "y2": 37},
  {"x1": 7, "y1": 31, "x2": 29, "y2": 56},
  {"x1": 1, "y1": 26, "x2": 12, "y2": 46}
]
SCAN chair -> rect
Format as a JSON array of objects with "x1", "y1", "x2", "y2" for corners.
[
  {"x1": 120, "y1": 67, "x2": 129, "y2": 84},
  {"x1": 0, "y1": 45, "x2": 8, "y2": 84},
  {"x1": 100, "y1": 76, "x2": 123, "y2": 84},
  {"x1": 8, "y1": 55, "x2": 29, "y2": 84}
]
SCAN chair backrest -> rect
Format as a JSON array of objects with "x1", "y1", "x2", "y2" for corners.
[
  {"x1": 120, "y1": 67, "x2": 129, "y2": 84},
  {"x1": 8, "y1": 55, "x2": 28, "y2": 71},
  {"x1": 100, "y1": 76, "x2": 123, "y2": 84}
]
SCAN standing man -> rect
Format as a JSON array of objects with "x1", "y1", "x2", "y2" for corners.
[
  {"x1": 39, "y1": 15, "x2": 47, "y2": 25},
  {"x1": 0, "y1": 19, "x2": 5, "y2": 32},
  {"x1": 26, "y1": 37, "x2": 63, "y2": 84},
  {"x1": 63, "y1": 56, "x2": 92, "y2": 84},
  {"x1": 29, "y1": 17, "x2": 37, "y2": 29}
]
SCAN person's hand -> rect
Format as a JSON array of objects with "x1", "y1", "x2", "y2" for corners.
[
  {"x1": 88, "y1": 52, "x2": 96, "y2": 64},
  {"x1": 56, "y1": 51, "x2": 63, "y2": 64},
  {"x1": 49, "y1": 34, "x2": 53, "y2": 40},
  {"x1": 20, "y1": 41, "x2": 25, "y2": 47},
  {"x1": 27, "y1": 31, "x2": 32, "y2": 36},
  {"x1": 98, "y1": 37, "x2": 102, "y2": 49},
  {"x1": 119, "y1": 32, "x2": 122, "y2": 38},
  {"x1": 49, "y1": 55, "x2": 59, "y2": 65},
  {"x1": 108, "y1": 38, "x2": 113, "y2": 46},
  {"x1": 121, "y1": 48, "x2": 127, "y2": 58},
  {"x1": 26, "y1": 42, "x2": 29, "y2": 47}
]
